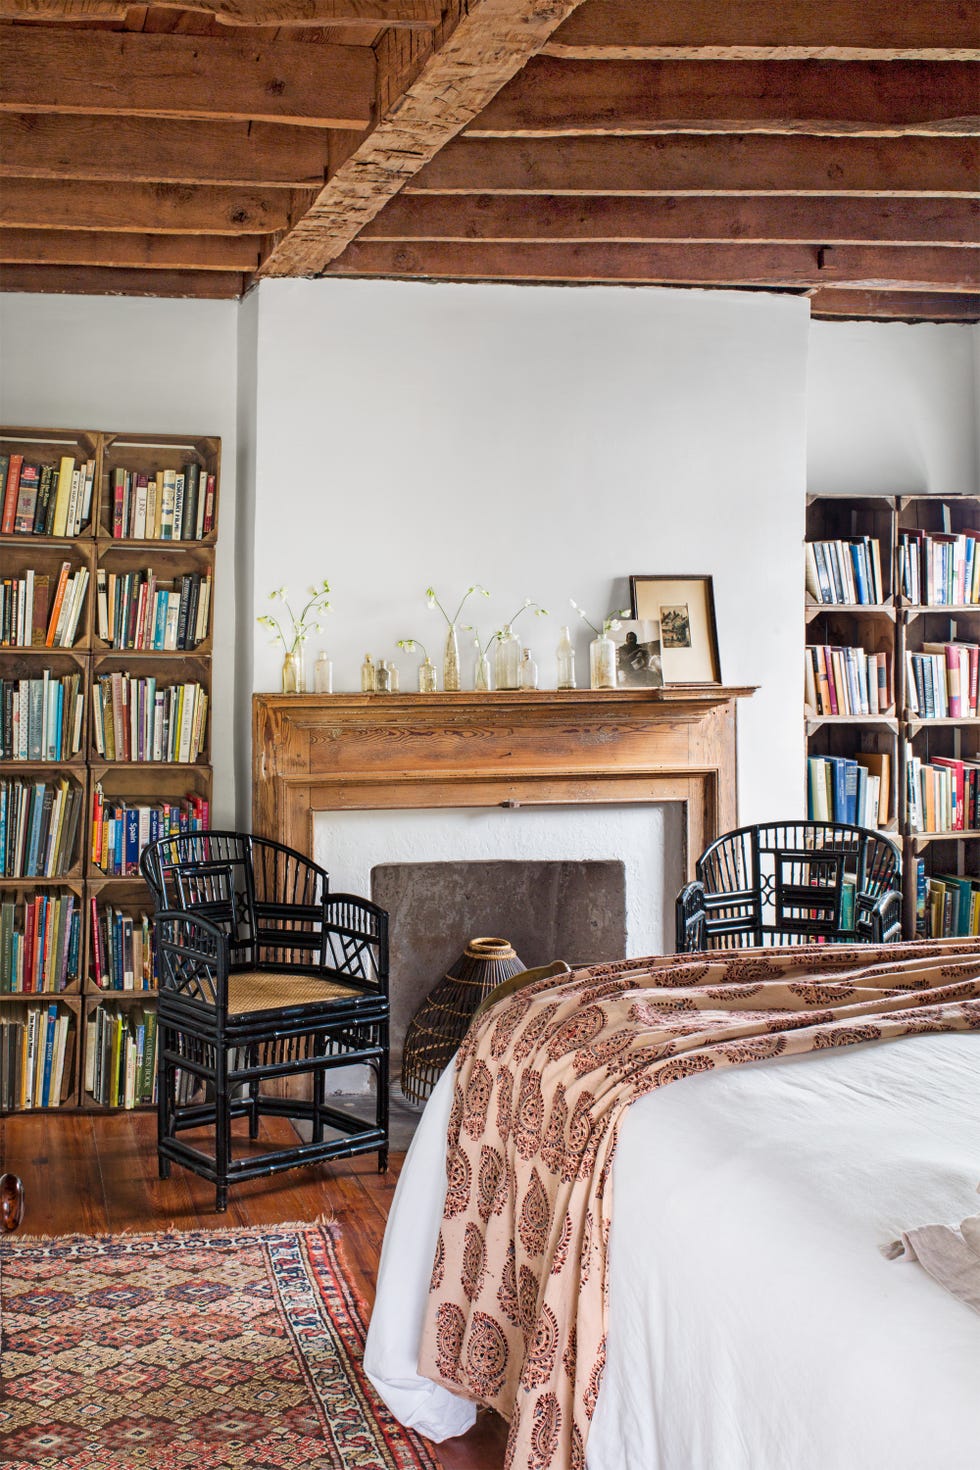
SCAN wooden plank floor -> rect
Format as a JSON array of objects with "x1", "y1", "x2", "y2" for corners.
[{"x1": 0, "y1": 1111, "x2": 507, "y2": 1470}]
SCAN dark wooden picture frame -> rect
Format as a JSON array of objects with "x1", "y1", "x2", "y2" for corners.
[{"x1": 629, "y1": 574, "x2": 721, "y2": 685}]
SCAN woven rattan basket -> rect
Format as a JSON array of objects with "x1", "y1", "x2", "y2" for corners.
[{"x1": 400, "y1": 937, "x2": 525, "y2": 1105}]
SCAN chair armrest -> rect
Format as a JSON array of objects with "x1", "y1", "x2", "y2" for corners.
[
  {"x1": 155, "y1": 909, "x2": 228, "y2": 1009},
  {"x1": 869, "y1": 889, "x2": 903, "y2": 944},
  {"x1": 675, "y1": 880, "x2": 707, "y2": 953},
  {"x1": 321, "y1": 893, "x2": 389, "y2": 994}
]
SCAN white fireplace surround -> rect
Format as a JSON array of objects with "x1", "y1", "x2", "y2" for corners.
[{"x1": 314, "y1": 803, "x2": 685, "y2": 960}]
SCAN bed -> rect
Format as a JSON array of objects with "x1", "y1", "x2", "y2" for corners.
[{"x1": 365, "y1": 944, "x2": 980, "y2": 1470}]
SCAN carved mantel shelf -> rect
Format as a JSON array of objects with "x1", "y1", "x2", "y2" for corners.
[{"x1": 252, "y1": 687, "x2": 755, "y2": 880}]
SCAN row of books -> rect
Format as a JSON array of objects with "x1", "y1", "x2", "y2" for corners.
[
  {"x1": 84, "y1": 1003, "x2": 157, "y2": 1108},
  {"x1": 1, "y1": 672, "x2": 85, "y2": 762},
  {"x1": 108, "y1": 463, "x2": 215, "y2": 542},
  {"x1": 92, "y1": 676, "x2": 208, "y2": 764},
  {"x1": 95, "y1": 567, "x2": 211, "y2": 651},
  {"x1": 0, "y1": 1003, "x2": 75, "y2": 1110},
  {"x1": 904, "y1": 642, "x2": 979, "y2": 719},
  {"x1": 1, "y1": 453, "x2": 95, "y2": 539},
  {"x1": 0, "y1": 776, "x2": 84, "y2": 879},
  {"x1": 805, "y1": 644, "x2": 891, "y2": 718},
  {"x1": 806, "y1": 753, "x2": 891, "y2": 830},
  {"x1": 805, "y1": 537, "x2": 884, "y2": 606},
  {"x1": 914, "y1": 862, "x2": 980, "y2": 938},
  {"x1": 0, "y1": 563, "x2": 90, "y2": 649},
  {"x1": 898, "y1": 531, "x2": 980, "y2": 607},
  {"x1": 0, "y1": 893, "x2": 81, "y2": 994},
  {"x1": 906, "y1": 753, "x2": 980, "y2": 834},
  {"x1": 90, "y1": 901, "x2": 155, "y2": 991},
  {"x1": 91, "y1": 785, "x2": 210, "y2": 875}
]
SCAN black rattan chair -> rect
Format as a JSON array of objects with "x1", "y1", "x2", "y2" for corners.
[
  {"x1": 141, "y1": 831, "x2": 389, "y2": 1211},
  {"x1": 675, "y1": 820, "x2": 902, "y2": 952}
]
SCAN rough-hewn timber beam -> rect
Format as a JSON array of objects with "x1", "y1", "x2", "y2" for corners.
[
  {"x1": 0, "y1": 0, "x2": 440, "y2": 19},
  {"x1": 0, "y1": 178, "x2": 297, "y2": 235},
  {"x1": 469, "y1": 59, "x2": 980, "y2": 137},
  {"x1": 0, "y1": 116, "x2": 331, "y2": 188},
  {"x1": 0, "y1": 264, "x2": 246, "y2": 298},
  {"x1": 0, "y1": 30, "x2": 376, "y2": 129},
  {"x1": 0, "y1": 229, "x2": 265, "y2": 271},
  {"x1": 261, "y1": 0, "x2": 591, "y2": 277},
  {"x1": 362, "y1": 194, "x2": 980, "y2": 246},
  {"x1": 324, "y1": 240, "x2": 980, "y2": 289},
  {"x1": 808, "y1": 288, "x2": 980, "y2": 321},
  {"x1": 544, "y1": 1, "x2": 980, "y2": 61},
  {"x1": 409, "y1": 135, "x2": 980, "y2": 197}
]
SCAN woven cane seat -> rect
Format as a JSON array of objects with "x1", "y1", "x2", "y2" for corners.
[{"x1": 227, "y1": 969, "x2": 360, "y2": 1016}]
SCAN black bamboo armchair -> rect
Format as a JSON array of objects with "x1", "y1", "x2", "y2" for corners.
[
  {"x1": 140, "y1": 831, "x2": 389, "y2": 1211},
  {"x1": 676, "y1": 821, "x2": 902, "y2": 953}
]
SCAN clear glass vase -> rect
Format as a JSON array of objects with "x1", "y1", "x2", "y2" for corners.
[
  {"x1": 556, "y1": 626, "x2": 576, "y2": 690},
  {"x1": 589, "y1": 634, "x2": 617, "y2": 690},
  {"x1": 474, "y1": 649, "x2": 492, "y2": 691},
  {"x1": 494, "y1": 624, "x2": 521, "y2": 690},
  {"x1": 313, "y1": 652, "x2": 333, "y2": 694},
  {"x1": 443, "y1": 624, "x2": 460, "y2": 692},
  {"x1": 419, "y1": 656, "x2": 437, "y2": 693},
  {"x1": 281, "y1": 649, "x2": 304, "y2": 694}
]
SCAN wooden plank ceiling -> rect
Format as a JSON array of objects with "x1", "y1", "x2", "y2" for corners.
[{"x1": 0, "y1": 0, "x2": 978, "y2": 321}]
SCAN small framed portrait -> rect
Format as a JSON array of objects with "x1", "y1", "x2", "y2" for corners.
[
  {"x1": 611, "y1": 618, "x2": 664, "y2": 688},
  {"x1": 629, "y1": 575, "x2": 721, "y2": 684}
]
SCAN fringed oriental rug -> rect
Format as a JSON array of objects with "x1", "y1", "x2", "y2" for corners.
[{"x1": 0, "y1": 1220, "x2": 440, "y2": 1470}]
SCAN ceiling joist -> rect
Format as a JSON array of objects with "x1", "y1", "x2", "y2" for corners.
[
  {"x1": 0, "y1": 264, "x2": 247, "y2": 296},
  {"x1": 0, "y1": 0, "x2": 440, "y2": 18},
  {"x1": 544, "y1": 0, "x2": 980, "y2": 61},
  {"x1": 324, "y1": 240, "x2": 980, "y2": 291},
  {"x1": 408, "y1": 135, "x2": 980, "y2": 199},
  {"x1": 0, "y1": 28, "x2": 376, "y2": 128},
  {"x1": 0, "y1": 228, "x2": 266, "y2": 269},
  {"x1": 362, "y1": 194, "x2": 980, "y2": 247},
  {"x1": 0, "y1": 178, "x2": 298, "y2": 234},
  {"x1": 469, "y1": 59, "x2": 980, "y2": 138},
  {"x1": 809, "y1": 288, "x2": 980, "y2": 321}
]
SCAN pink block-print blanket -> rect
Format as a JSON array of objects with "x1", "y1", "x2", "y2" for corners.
[{"x1": 417, "y1": 940, "x2": 980, "y2": 1470}]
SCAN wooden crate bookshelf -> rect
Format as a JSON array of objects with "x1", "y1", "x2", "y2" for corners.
[
  {"x1": 0, "y1": 425, "x2": 218, "y2": 1114},
  {"x1": 805, "y1": 492, "x2": 980, "y2": 940}
]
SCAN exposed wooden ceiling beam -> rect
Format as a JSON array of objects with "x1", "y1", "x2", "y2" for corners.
[
  {"x1": 0, "y1": 29, "x2": 375, "y2": 128},
  {"x1": 324, "y1": 240, "x2": 980, "y2": 289},
  {"x1": 261, "y1": 0, "x2": 591, "y2": 277},
  {"x1": 808, "y1": 288, "x2": 980, "y2": 321},
  {"x1": 0, "y1": 0, "x2": 440, "y2": 19},
  {"x1": 362, "y1": 194, "x2": 980, "y2": 247},
  {"x1": 409, "y1": 135, "x2": 980, "y2": 198},
  {"x1": 0, "y1": 116, "x2": 331, "y2": 187},
  {"x1": 544, "y1": 1, "x2": 980, "y2": 61},
  {"x1": 469, "y1": 59, "x2": 980, "y2": 137},
  {"x1": 0, "y1": 228, "x2": 265, "y2": 270},
  {"x1": 0, "y1": 264, "x2": 246, "y2": 297},
  {"x1": 0, "y1": 178, "x2": 297, "y2": 234}
]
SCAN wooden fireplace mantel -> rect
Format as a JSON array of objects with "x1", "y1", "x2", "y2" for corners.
[{"x1": 252, "y1": 687, "x2": 755, "y2": 880}]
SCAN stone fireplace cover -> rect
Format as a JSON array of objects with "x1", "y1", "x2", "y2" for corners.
[{"x1": 371, "y1": 859, "x2": 626, "y2": 1072}]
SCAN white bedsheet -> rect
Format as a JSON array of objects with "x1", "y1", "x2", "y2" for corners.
[{"x1": 365, "y1": 1033, "x2": 980, "y2": 1469}]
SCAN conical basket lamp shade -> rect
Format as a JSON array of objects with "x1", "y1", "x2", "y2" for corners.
[{"x1": 400, "y1": 937, "x2": 525, "y2": 1105}]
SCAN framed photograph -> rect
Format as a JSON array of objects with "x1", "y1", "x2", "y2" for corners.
[
  {"x1": 629, "y1": 575, "x2": 721, "y2": 684},
  {"x1": 610, "y1": 619, "x2": 664, "y2": 688}
]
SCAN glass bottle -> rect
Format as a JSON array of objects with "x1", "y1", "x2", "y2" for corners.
[
  {"x1": 361, "y1": 654, "x2": 376, "y2": 693},
  {"x1": 494, "y1": 624, "x2": 521, "y2": 691},
  {"x1": 418, "y1": 655, "x2": 437, "y2": 693},
  {"x1": 519, "y1": 647, "x2": 538, "y2": 690},
  {"x1": 590, "y1": 632, "x2": 617, "y2": 690},
  {"x1": 388, "y1": 661, "x2": 400, "y2": 694},
  {"x1": 556, "y1": 625, "x2": 576, "y2": 690},
  {"x1": 376, "y1": 659, "x2": 391, "y2": 694},
  {"x1": 281, "y1": 648, "x2": 304, "y2": 694},
  {"x1": 443, "y1": 624, "x2": 461, "y2": 692},
  {"x1": 313, "y1": 651, "x2": 333, "y2": 694},
  {"x1": 473, "y1": 643, "x2": 492, "y2": 692}
]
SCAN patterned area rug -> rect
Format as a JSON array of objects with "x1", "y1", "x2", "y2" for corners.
[{"x1": 0, "y1": 1221, "x2": 441, "y2": 1470}]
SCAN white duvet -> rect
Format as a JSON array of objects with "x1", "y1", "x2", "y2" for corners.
[{"x1": 365, "y1": 1033, "x2": 980, "y2": 1469}]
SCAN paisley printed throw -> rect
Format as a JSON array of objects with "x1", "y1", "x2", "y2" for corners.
[{"x1": 417, "y1": 940, "x2": 980, "y2": 1470}]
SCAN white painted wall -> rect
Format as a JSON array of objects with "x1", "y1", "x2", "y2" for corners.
[
  {"x1": 250, "y1": 279, "x2": 810, "y2": 847},
  {"x1": 0, "y1": 292, "x2": 240, "y2": 824},
  {"x1": 807, "y1": 321, "x2": 980, "y2": 497}
]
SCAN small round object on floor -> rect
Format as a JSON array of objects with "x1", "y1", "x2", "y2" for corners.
[{"x1": 0, "y1": 1172, "x2": 24, "y2": 1232}]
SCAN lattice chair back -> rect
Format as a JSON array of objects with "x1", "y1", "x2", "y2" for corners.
[
  {"x1": 141, "y1": 832, "x2": 258, "y2": 965},
  {"x1": 686, "y1": 821, "x2": 901, "y2": 949}
]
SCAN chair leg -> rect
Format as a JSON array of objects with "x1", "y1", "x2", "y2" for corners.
[
  {"x1": 248, "y1": 1078, "x2": 260, "y2": 1141},
  {"x1": 214, "y1": 1048, "x2": 231, "y2": 1214},
  {"x1": 157, "y1": 1025, "x2": 175, "y2": 1179},
  {"x1": 312, "y1": 1044, "x2": 325, "y2": 1145},
  {"x1": 375, "y1": 1038, "x2": 389, "y2": 1174}
]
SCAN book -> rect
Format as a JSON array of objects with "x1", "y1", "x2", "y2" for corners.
[
  {"x1": 1, "y1": 454, "x2": 24, "y2": 535},
  {"x1": 13, "y1": 462, "x2": 40, "y2": 534},
  {"x1": 51, "y1": 456, "x2": 76, "y2": 538}
]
